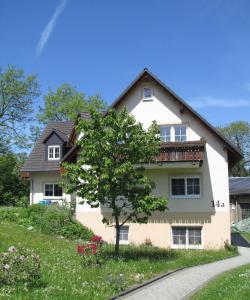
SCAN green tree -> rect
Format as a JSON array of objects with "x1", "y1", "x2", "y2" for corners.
[
  {"x1": 63, "y1": 108, "x2": 168, "y2": 255},
  {"x1": 0, "y1": 65, "x2": 40, "y2": 148},
  {"x1": 0, "y1": 152, "x2": 29, "y2": 207},
  {"x1": 38, "y1": 83, "x2": 106, "y2": 124},
  {"x1": 218, "y1": 121, "x2": 250, "y2": 176}
]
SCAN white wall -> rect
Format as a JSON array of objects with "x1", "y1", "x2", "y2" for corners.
[
  {"x1": 76, "y1": 80, "x2": 230, "y2": 215},
  {"x1": 30, "y1": 171, "x2": 71, "y2": 205}
]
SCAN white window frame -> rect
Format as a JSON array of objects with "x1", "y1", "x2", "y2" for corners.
[
  {"x1": 171, "y1": 226, "x2": 203, "y2": 249},
  {"x1": 170, "y1": 175, "x2": 201, "y2": 199},
  {"x1": 174, "y1": 125, "x2": 187, "y2": 142},
  {"x1": 118, "y1": 226, "x2": 129, "y2": 245},
  {"x1": 159, "y1": 124, "x2": 188, "y2": 142},
  {"x1": 160, "y1": 126, "x2": 171, "y2": 142},
  {"x1": 44, "y1": 183, "x2": 63, "y2": 198},
  {"x1": 142, "y1": 87, "x2": 153, "y2": 101},
  {"x1": 48, "y1": 145, "x2": 60, "y2": 160}
]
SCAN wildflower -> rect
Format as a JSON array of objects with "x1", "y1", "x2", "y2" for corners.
[
  {"x1": 90, "y1": 235, "x2": 103, "y2": 245},
  {"x1": 3, "y1": 264, "x2": 10, "y2": 270},
  {"x1": 8, "y1": 246, "x2": 17, "y2": 253}
]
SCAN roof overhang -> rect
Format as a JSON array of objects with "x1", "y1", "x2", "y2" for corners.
[{"x1": 108, "y1": 68, "x2": 243, "y2": 167}]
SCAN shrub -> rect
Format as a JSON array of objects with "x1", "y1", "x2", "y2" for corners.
[
  {"x1": 78, "y1": 236, "x2": 104, "y2": 267},
  {"x1": 61, "y1": 222, "x2": 93, "y2": 240},
  {"x1": 224, "y1": 239, "x2": 238, "y2": 252},
  {"x1": 0, "y1": 245, "x2": 41, "y2": 287},
  {"x1": 143, "y1": 238, "x2": 153, "y2": 246},
  {"x1": 0, "y1": 205, "x2": 94, "y2": 241}
]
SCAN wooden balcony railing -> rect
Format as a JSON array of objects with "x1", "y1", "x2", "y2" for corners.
[{"x1": 156, "y1": 141, "x2": 205, "y2": 164}]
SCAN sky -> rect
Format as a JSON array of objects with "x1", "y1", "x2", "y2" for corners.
[{"x1": 1, "y1": 0, "x2": 250, "y2": 127}]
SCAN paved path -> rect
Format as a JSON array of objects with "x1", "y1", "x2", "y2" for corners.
[{"x1": 121, "y1": 240, "x2": 250, "y2": 300}]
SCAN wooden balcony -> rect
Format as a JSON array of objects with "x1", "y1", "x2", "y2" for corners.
[{"x1": 156, "y1": 141, "x2": 205, "y2": 164}]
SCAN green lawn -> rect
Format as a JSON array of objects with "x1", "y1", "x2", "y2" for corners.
[
  {"x1": 191, "y1": 232, "x2": 250, "y2": 300},
  {"x1": 191, "y1": 264, "x2": 250, "y2": 300},
  {"x1": 0, "y1": 222, "x2": 237, "y2": 300},
  {"x1": 242, "y1": 232, "x2": 250, "y2": 243}
]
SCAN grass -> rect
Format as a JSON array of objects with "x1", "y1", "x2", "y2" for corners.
[
  {"x1": 0, "y1": 222, "x2": 237, "y2": 300},
  {"x1": 242, "y1": 232, "x2": 250, "y2": 243},
  {"x1": 191, "y1": 264, "x2": 250, "y2": 300},
  {"x1": 191, "y1": 232, "x2": 250, "y2": 300}
]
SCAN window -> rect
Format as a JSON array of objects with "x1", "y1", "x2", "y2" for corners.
[
  {"x1": 119, "y1": 226, "x2": 129, "y2": 244},
  {"x1": 170, "y1": 176, "x2": 200, "y2": 198},
  {"x1": 187, "y1": 178, "x2": 200, "y2": 195},
  {"x1": 174, "y1": 125, "x2": 187, "y2": 142},
  {"x1": 172, "y1": 227, "x2": 202, "y2": 248},
  {"x1": 44, "y1": 183, "x2": 62, "y2": 197},
  {"x1": 48, "y1": 145, "x2": 60, "y2": 160},
  {"x1": 143, "y1": 87, "x2": 153, "y2": 100},
  {"x1": 159, "y1": 125, "x2": 187, "y2": 142},
  {"x1": 171, "y1": 178, "x2": 185, "y2": 196},
  {"x1": 160, "y1": 126, "x2": 171, "y2": 142}
]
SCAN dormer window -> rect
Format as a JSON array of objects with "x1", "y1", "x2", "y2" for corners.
[
  {"x1": 143, "y1": 87, "x2": 153, "y2": 101},
  {"x1": 48, "y1": 145, "x2": 60, "y2": 160}
]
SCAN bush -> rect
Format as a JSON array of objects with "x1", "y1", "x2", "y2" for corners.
[
  {"x1": 0, "y1": 245, "x2": 41, "y2": 286},
  {"x1": 61, "y1": 222, "x2": 93, "y2": 240},
  {"x1": 143, "y1": 238, "x2": 153, "y2": 246},
  {"x1": 0, "y1": 205, "x2": 94, "y2": 241},
  {"x1": 78, "y1": 235, "x2": 104, "y2": 267}
]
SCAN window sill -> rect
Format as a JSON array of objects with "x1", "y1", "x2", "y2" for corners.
[
  {"x1": 43, "y1": 196, "x2": 63, "y2": 200},
  {"x1": 48, "y1": 158, "x2": 60, "y2": 161},
  {"x1": 119, "y1": 240, "x2": 129, "y2": 245},
  {"x1": 142, "y1": 98, "x2": 153, "y2": 102},
  {"x1": 171, "y1": 245, "x2": 203, "y2": 250},
  {"x1": 170, "y1": 196, "x2": 201, "y2": 200}
]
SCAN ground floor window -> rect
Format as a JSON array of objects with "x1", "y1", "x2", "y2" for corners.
[
  {"x1": 44, "y1": 183, "x2": 62, "y2": 197},
  {"x1": 172, "y1": 227, "x2": 202, "y2": 248},
  {"x1": 119, "y1": 226, "x2": 129, "y2": 244}
]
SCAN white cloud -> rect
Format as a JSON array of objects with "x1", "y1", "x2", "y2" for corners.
[
  {"x1": 36, "y1": 0, "x2": 68, "y2": 56},
  {"x1": 190, "y1": 96, "x2": 250, "y2": 108}
]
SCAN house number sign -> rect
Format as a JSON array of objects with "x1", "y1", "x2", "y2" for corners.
[{"x1": 211, "y1": 200, "x2": 225, "y2": 208}]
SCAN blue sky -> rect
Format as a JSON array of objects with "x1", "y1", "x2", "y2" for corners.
[{"x1": 1, "y1": 0, "x2": 250, "y2": 126}]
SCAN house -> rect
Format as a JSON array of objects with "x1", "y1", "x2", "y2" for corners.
[
  {"x1": 229, "y1": 177, "x2": 250, "y2": 223},
  {"x1": 21, "y1": 69, "x2": 242, "y2": 249}
]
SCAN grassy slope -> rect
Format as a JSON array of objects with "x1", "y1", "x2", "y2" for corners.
[
  {"x1": 191, "y1": 264, "x2": 250, "y2": 300},
  {"x1": 192, "y1": 233, "x2": 250, "y2": 300},
  {"x1": 0, "y1": 222, "x2": 236, "y2": 300},
  {"x1": 242, "y1": 232, "x2": 250, "y2": 243}
]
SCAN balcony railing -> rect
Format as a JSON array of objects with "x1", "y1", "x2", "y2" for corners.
[{"x1": 156, "y1": 141, "x2": 205, "y2": 164}]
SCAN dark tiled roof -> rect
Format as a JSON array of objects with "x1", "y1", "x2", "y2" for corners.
[
  {"x1": 21, "y1": 122, "x2": 74, "y2": 172},
  {"x1": 229, "y1": 177, "x2": 250, "y2": 195},
  {"x1": 43, "y1": 128, "x2": 69, "y2": 143}
]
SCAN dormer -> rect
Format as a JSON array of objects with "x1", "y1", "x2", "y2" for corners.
[{"x1": 43, "y1": 129, "x2": 69, "y2": 161}]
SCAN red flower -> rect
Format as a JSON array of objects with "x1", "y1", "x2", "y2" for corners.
[
  {"x1": 88, "y1": 243, "x2": 97, "y2": 255},
  {"x1": 77, "y1": 245, "x2": 85, "y2": 254},
  {"x1": 90, "y1": 235, "x2": 103, "y2": 244}
]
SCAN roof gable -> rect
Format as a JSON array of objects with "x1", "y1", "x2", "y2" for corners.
[
  {"x1": 21, "y1": 121, "x2": 74, "y2": 172},
  {"x1": 43, "y1": 129, "x2": 69, "y2": 144},
  {"x1": 109, "y1": 68, "x2": 243, "y2": 165}
]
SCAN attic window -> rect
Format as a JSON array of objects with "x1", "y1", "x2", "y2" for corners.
[
  {"x1": 48, "y1": 145, "x2": 60, "y2": 160},
  {"x1": 143, "y1": 87, "x2": 153, "y2": 101}
]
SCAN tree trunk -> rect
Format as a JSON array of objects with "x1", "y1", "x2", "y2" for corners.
[{"x1": 115, "y1": 218, "x2": 120, "y2": 256}]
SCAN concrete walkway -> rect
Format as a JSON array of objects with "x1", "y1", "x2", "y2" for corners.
[{"x1": 121, "y1": 240, "x2": 250, "y2": 300}]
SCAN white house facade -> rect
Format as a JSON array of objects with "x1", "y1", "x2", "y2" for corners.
[{"x1": 21, "y1": 69, "x2": 242, "y2": 249}]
